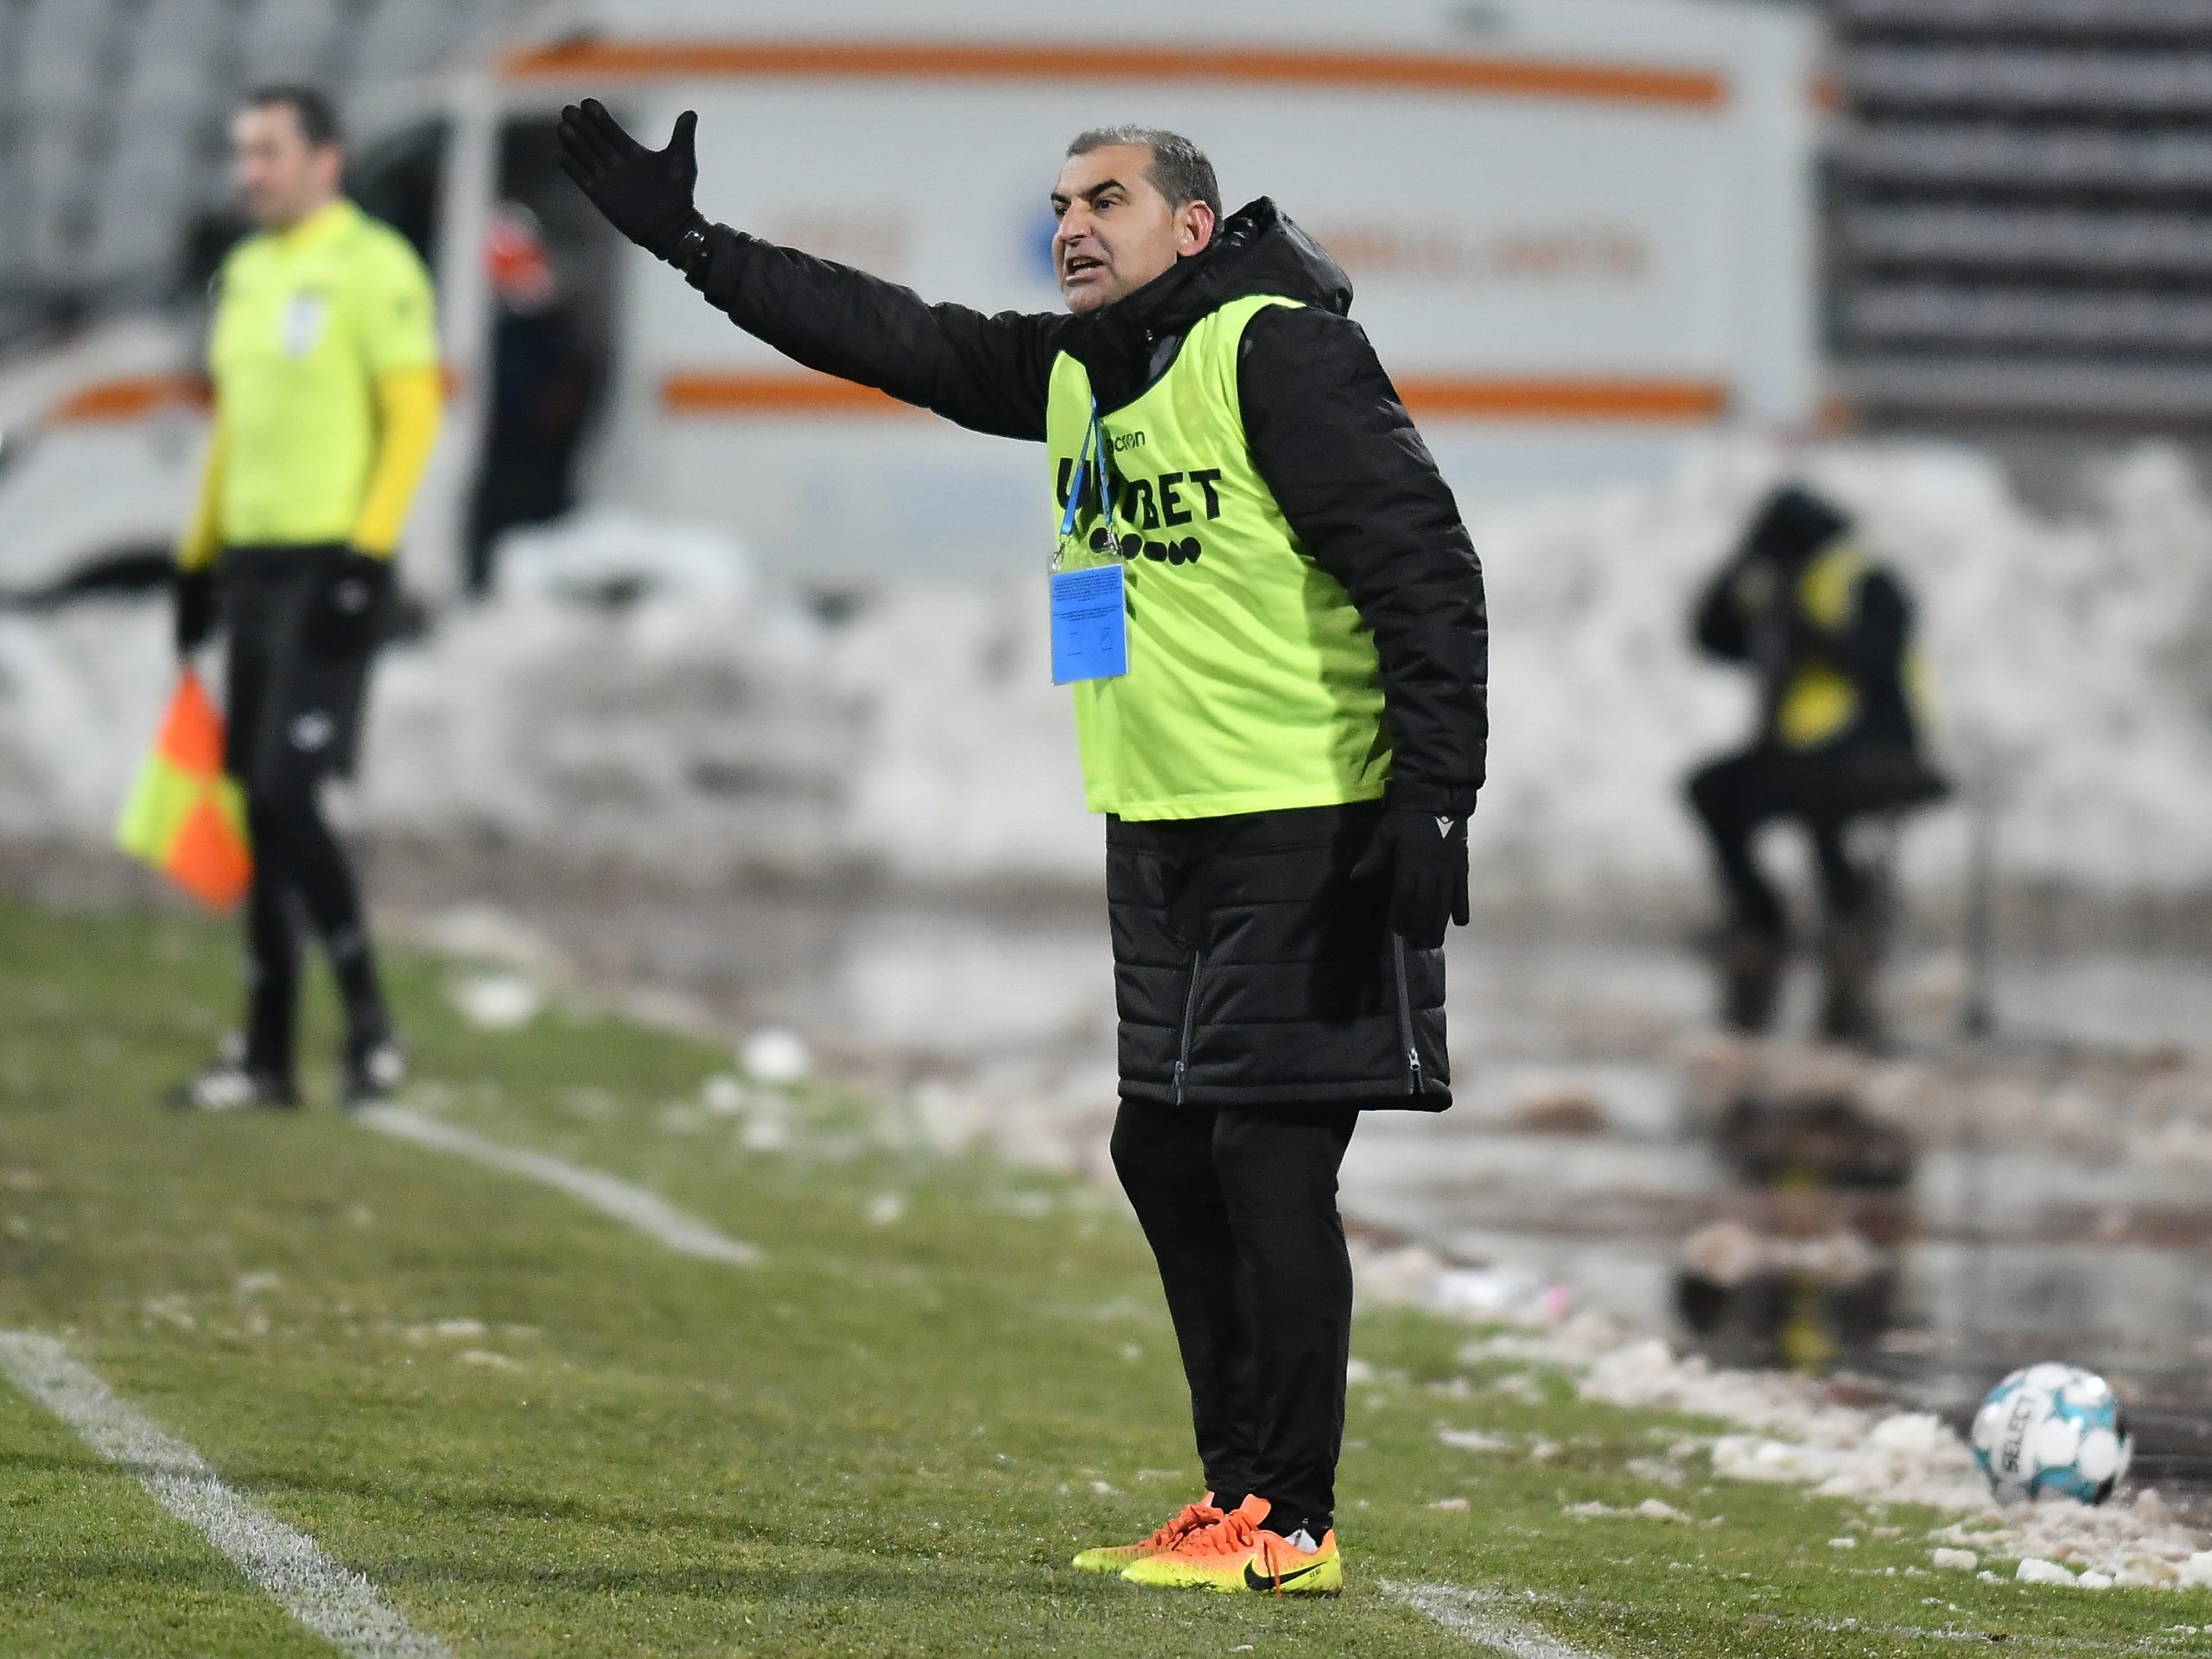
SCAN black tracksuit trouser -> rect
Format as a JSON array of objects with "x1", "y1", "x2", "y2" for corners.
[
  {"x1": 223, "y1": 550, "x2": 389, "y2": 1080},
  {"x1": 1110, "y1": 1096, "x2": 1357, "y2": 1537}
]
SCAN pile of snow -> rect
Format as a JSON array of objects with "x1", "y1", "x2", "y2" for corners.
[
  {"x1": 1566, "y1": 1496, "x2": 1696, "y2": 1523},
  {"x1": 739, "y1": 1027, "x2": 811, "y2": 1085},
  {"x1": 386, "y1": 538, "x2": 1099, "y2": 886},
  {"x1": 446, "y1": 970, "x2": 542, "y2": 1031},
  {"x1": 1352, "y1": 1243, "x2": 1574, "y2": 1325},
  {"x1": 1363, "y1": 1281, "x2": 2212, "y2": 1586},
  {"x1": 7, "y1": 442, "x2": 2212, "y2": 903},
  {"x1": 0, "y1": 601, "x2": 171, "y2": 842},
  {"x1": 365, "y1": 557, "x2": 849, "y2": 881},
  {"x1": 1926, "y1": 1496, "x2": 2212, "y2": 1591},
  {"x1": 495, "y1": 511, "x2": 756, "y2": 607},
  {"x1": 1469, "y1": 439, "x2": 2212, "y2": 908},
  {"x1": 1471, "y1": 1322, "x2": 2212, "y2": 1589}
]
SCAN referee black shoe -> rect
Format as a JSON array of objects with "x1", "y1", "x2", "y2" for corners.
[
  {"x1": 341, "y1": 1033, "x2": 407, "y2": 1109},
  {"x1": 166, "y1": 1041, "x2": 298, "y2": 1113}
]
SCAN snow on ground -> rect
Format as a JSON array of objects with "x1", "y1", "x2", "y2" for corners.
[
  {"x1": 1369, "y1": 1291, "x2": 2212, "y2": 1590},
  {"x1": 4, "y1": 442, "x2": 2212, "y2": 908}
]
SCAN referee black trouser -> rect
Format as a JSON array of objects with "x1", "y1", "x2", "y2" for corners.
[
  {"x1": 1110, "y1": 1097, "x2": 1358, "y2": 1538},
  {"x1": 222, "y1": 549, "x2": 389, "y2": 1083}
]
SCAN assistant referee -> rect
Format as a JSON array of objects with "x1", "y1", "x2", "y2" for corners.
[
  {"x1": 561, "y1": 106, "x2": 1486, "y2": 1593},
  {"x1": 169, "y1": 86, "x2": 442, "y2": 1111}
]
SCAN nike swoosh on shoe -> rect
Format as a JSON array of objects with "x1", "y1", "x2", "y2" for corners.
[{"x1": 1244, "y1": 1558, "x2": 1326, "y2": 1592}]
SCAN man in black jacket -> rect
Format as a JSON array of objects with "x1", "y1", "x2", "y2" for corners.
[
  {"x1": 559, "y1": 105, "x2": 1486, "y2": 1594},
  {"x1": 1688, "y1": 485, "x2": 1946, "y2": 1043}
]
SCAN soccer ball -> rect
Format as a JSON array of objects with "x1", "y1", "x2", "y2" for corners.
[{"x1": 1969, "y1": 1363, "x2": 2133, "y2": 1505}]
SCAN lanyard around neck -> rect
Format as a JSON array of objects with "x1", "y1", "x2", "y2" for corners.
[{"x1": 1058, "y1": 398, "x2": 1116, "y2": 545}]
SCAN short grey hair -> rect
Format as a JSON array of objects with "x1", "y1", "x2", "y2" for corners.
[{"x1": 1065, "y1": 125, "x2": 1222, "y2": 219}]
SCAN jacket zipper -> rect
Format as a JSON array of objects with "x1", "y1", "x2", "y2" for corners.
[
  {"x1": 1173, "y1": 948, "x2": 1207, "y2": 1105},
  {"x1": 1391, "y1": 935, "x2": 1424, "y2": 1096}
]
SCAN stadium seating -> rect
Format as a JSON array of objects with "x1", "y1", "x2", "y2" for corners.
[
  {"x1": 9, "y1": 0, "x2": 2212, "y2": 431},
  {"x1": 0, "y1": 0, "x2": 531, "y2": 347},
  {"x1": 1831, "y1": 0, "x2": 2212, "y2": 421}
]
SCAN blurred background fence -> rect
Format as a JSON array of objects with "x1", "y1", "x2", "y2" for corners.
[
  {"x1": 15, "y1": 0, "x2": 2212, "y2": 435},
  {"x1": 0, "y1": 0, "x2": 535, "y2": 343}
]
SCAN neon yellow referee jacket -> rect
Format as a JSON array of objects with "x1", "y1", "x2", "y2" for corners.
[{"x1": 177, "y1": 198, "x2": 442, "y2": 570}]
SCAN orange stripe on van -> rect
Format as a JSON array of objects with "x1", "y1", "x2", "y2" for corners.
[
  {"x1": 505, "y1": 39, "x2": 1726, "y2": 110},
  {"x1": 1395, "y1": 376, "x2": 1729, "y2": 422},
  {"x1": 48, "y1": 369, "x2": 461, "y2": 428},
  {"x1": 663, "y1": 370, "x2": 1730, "y2": 424},
  {"x1": 664, "y1": 372, "x2": 918, "y2": 416},
  {"x1": 48, "y1": 374, "x2": 210, "y2": 424}
]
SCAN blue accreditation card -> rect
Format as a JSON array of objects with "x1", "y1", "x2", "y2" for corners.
[{"x1": 1049, "y1": 563, "x2": 1128, "y2": 684}]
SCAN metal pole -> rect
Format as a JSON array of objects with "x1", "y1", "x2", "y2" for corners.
[{"x1": 1961, "y1": 775, "x2": 1996, "y2": 1039}]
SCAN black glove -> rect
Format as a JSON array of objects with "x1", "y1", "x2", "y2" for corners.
[
  {"x1": 174, "y1": 569, "x2": 217, "y2": 658},
  {"x1": 1351, "y1": 806, "x2": 1471, "y2": 950},
  {"x1": 307, "y1": 550, "x2": 394, "y2": 656},
  {"x1": 556, "y1": 99, "x2": 707, "y2": 266}
]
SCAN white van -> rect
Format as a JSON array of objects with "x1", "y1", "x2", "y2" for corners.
[{"x1": 0, "y1": 0, "x2": 1821, "y2": 600}]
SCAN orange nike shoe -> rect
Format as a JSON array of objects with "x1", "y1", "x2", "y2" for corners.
[
  {"x1": 1071, "y1": 1494, "x2": 1224, "y2": 1572},
  {"x1": 1119, "y1": 1495, "x2": 1344, "y2": 1594}
]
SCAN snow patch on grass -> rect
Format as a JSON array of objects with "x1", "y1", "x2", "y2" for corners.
[
  {"x1": 741, "y1": 1028, "x2": 811, "y2": 1085},
  {"x1": 1567, "y1": 1497, "x2": 1698, "y2": 1524},
  {"x1": 863, "y1": 1192, "x2": 907, "y2": 1227},
  {"x1": 447, "y1": 972, "x2": 542, "y2": 1032},
  {"x1": 1353, "y1": 1243, "x2": 1569, "y2": 1325},
  {"x1": 1446, "y1": 1319, "x2": 2212, "y2": 1589}
]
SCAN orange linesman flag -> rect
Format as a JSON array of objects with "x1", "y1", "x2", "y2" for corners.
[{"x1": 115, "y1": 669, "x2": 252, "y2": 908}]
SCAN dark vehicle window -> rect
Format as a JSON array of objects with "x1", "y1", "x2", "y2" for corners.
[
  {"x1": 494, "y1": 113, "x2": 620, "y2": 374},
  {"x1": 461, "y1": 111, "x2": 624, "y2": 594},
  {"x1": 348, "y1": 120, "x2": 450, "y2": 265}
]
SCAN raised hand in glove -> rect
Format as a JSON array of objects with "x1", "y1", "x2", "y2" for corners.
[
  {"x1": 1351, "y1": 807, "x2": 1471, "y2": 950},
  {"x1": 174, "y1": 569, "x2": 218, "y2": 658},
  {"x1": 555, "y1": 99, "x2": 706, "y2": 266}
]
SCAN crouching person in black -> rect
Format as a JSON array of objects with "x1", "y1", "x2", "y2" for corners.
[{"x1": 1687, "y1": 486, "x2": 1946, "y2": 1045}]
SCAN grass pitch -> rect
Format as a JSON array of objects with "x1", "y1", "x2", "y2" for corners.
[{"x1": 0, "y1": 899, "x2": 2205, "y2": 1656}]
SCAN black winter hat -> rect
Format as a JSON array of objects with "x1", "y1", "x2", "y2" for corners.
[{"x1": 1741, "y1": 484, "x2": 1851, "y2": 568}]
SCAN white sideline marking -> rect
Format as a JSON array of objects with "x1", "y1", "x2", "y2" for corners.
[
  {"x1": 1384, "y1": 1581, "x2": 1605, "y2": 1658},
  {"x1": 354, "y1": 1103, "x2": 761, "y2": 1265},
  {"x1": 0, "y1": 1332, "x2": 449, "y2": 1659},
  {"x1": 1385, "y1": 1579, "x2": 2168, "y2": 1656}
]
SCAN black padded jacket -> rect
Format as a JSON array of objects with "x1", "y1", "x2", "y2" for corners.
[{"x1": 688, "y1": 197, "x2": 1487, "y2": 817}]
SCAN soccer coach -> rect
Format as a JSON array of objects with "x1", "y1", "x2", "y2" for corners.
[
  {"x1": 169, "y1": 86, "x2": 442, "y2": 1111},
  {"x1": 560, "y1": 104, "x2": 1485, "y2": 1595}
]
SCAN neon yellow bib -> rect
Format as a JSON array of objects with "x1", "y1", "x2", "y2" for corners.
[
  {"x1": 1047, "y1": 295, "x2": 1390, "y2": 820},
  {"x1": 1776, "y1": 538, "x2": 1936, "y2": 748},
  {"x1": 207, "y1": 200, "x2": 437, "y2": 547}
]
